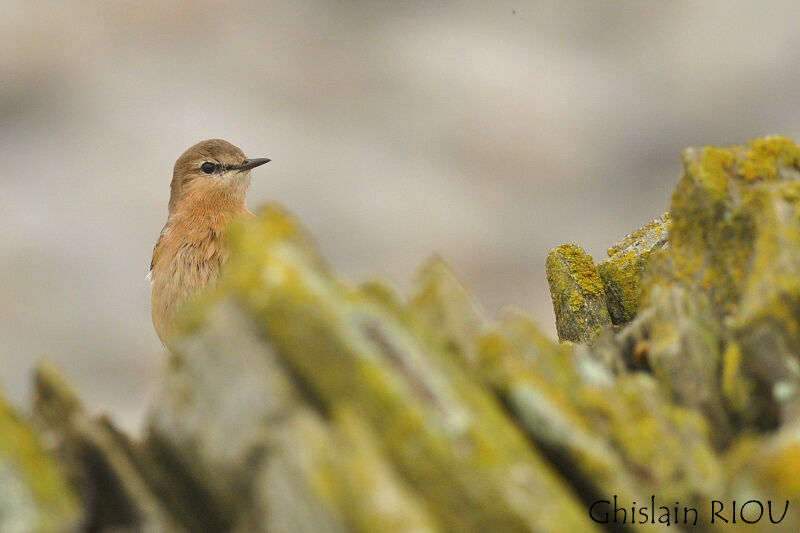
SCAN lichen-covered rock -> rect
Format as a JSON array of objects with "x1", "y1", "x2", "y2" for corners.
[
  {"x1": 245, "y1": 407, "x2": 440, "y2": 533},
  {"x1": 218, "y1": 206, "x2": 600, "y2": 533},
  {"x1": 644, "y1": 283, "x2": 733, "y2": 447},
  {"x1": 478, "y1": 312, "x2": 722, "y2": 525},
  {"x1": 728, "y1": 178, "x2": 800, "y2": 428},
  {"x1": 33, "y1": 361, "x2": 180, "y2": 532},
  {"x1": 13, "y1": 135, "x2": 800, "y2": 532},
  {"x1": 546, "y1": 244, "x2": 611, "y2": 343},
  {"x1": 722, "y1": 422, "x2": 800, "y2": 530},
  {"x1": 408, "y1": 257, "x2": 484, "y2": 367},
  {"x1": 0, "y1": 382, "x2": 80, "y2": 533},
  {"x1": 597, "y1": 213, "x2": 669, "y2": 324},
  {"x1": 146, "y1": 300, "x2": 300, "y2": 530},
  {"x1": 656, "y1": 136, "x2": 800, "y2": 430},
  {"x1": 549, "y1": 135, "x2": 800, "y2": 433},
  {"x1": 148, "y1": 299, "x2": 442, "y2": 532},
  {"x1": 666, "y1": 138, "x2": 800, "y2": 317}
]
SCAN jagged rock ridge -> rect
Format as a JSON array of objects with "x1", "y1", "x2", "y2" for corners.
[{"x1": 4, "y1": 136, "x2": 800, "y2": 532}]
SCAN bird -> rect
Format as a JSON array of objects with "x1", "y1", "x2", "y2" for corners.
[{"x1": 149, "y1": 139, "x2": 270, "y2": 345}]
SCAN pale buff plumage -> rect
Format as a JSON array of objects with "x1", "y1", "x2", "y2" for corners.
[{"x1": 150, "y1": 139, "x2": 269, "y2": 345}]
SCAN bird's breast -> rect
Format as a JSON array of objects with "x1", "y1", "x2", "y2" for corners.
[{"x1": 150, "y1": 217, "x2": 230, "y2": 344}]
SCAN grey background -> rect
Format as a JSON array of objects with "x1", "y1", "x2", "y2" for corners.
[{"x1": 2, "y1": 1, "x2": 799, "y2": 432}]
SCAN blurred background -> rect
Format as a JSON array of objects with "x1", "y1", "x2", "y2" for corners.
[{"x1": 2, "y1": 0, "x2": 800, "y2": 432}]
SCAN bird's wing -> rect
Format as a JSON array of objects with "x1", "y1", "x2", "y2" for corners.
[{"x1": 148, "y1": 225, "x2": 171, "y2": 283}]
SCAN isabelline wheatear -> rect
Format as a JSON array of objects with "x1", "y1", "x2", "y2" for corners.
[{"x1": 149, "y1": 139, "x2": 269, "y2": 345}]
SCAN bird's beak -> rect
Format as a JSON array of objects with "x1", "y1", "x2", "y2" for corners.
[{"x1": 236, "y1": 158, "x2": 271, "y2": 172}]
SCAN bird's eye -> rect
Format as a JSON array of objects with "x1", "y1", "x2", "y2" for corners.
[{"x1": 201, "y1": 162, "x2": 216, "y2": 174}]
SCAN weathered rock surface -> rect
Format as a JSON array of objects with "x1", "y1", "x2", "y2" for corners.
[
  {"x1": 545, "y1": 244, "x2": 611, "y2": 343},
  {"x1": 5, "y1": 136, "x2": 800, "y2": 531},
  {"x1": 597, "y1": 213, "x2": 669, "y2": 325},
  {"x1": 0, "y1": 381, "x2": 79, "y2": 533}
]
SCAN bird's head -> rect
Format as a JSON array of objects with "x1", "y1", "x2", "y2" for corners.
[{"x1": 169, "y1": 139, "x2": 270, "y2": 213}]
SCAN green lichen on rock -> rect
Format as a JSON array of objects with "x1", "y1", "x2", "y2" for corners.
[
  {"x1": 727, "y1": 179, "x2": 800, "y2": 428},
  {"x1": 549, "y1": 135, "x2": 800, "y2": 432},
  {"x1": 12, "y1": 135, "x2": 800, "y2": 531},
  {"x1": 0, "y1": 383, "x2": 80, "y2": 533},
  {"x1": 664, "y1": 136, "x2": 800, "y2": 315},
  {"x1": 656, "y1": 135, "x2": 800, "y2": 429},
  {"x1": 722, "y1": 422, "x2": 800, "y2": 530},
  {"x1": 644, "y1": 283, "x2": 733, "y2": 447},
  {"x1": 478, "y1": 313, "x2": 722, "y2": 510},
  {"x1": 567, "y1": 290, "x2": 584, "y2": 312},
  {"x1": 33, "y1": 361, "x2": 183, "y2": 532},
  {"x1": 216, "y1": 206, "x2": 600, "y2": 533},
  {"x1": 408, "y1": 257, "x2": 485, "y2": 367},
  {"x1": 546, "y1": 244, "x2": 611, "y2": 343},
  {"x1": 597, "y1": 213, "x2": 669, "y2": 324}
]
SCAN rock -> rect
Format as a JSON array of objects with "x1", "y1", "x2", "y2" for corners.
[
  {"x1": 146, "y1": 300, "x2": 300, "y2": 525},
  {"x1": 478, "y1": 312, "x2": 723, "y2": 527},
  {"x1": 408, "y1": 256, "x2": 484, "y2": 368},
  {"x1": 245, "y1": 407, "x2": 440, "y2": 533},
  {"x1": 724, "y1": 422, "x2": 800, "y2": 529},
  {"x1": 551, "y1": 136, "x2": 800, "y2": 433},
  {"x1": 12, "y1": 135, "x2": 800, "y2": 532},
  {"x1": 546, "y1": 244, "x2": 612, "y2": 343},
  {"x1": 644, "y1": 283, "x2": 733, "y2": 447},
  {"x1": 0, "y1": 378, "x2": 80, "y2": 533},
  {"x1": 33, "y1": 360, "x2": 180, "y2": 532},
  {"x1": 597, "y1": 213, "x2": 669, "y2": 325},
  {"x1": 217, "y1": 206, "x2": 600, "y2": 533},
  {"x1": 654, "y1": 137, "x2": 800, "y2": 430},
  {"x1": 147, "y1": 297, "x2": 442, "y2": 532}
]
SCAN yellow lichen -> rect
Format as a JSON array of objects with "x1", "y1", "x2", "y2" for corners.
[
  {"x1": 758, "y1": 441, "x2": 800, "y2": 496},
  {"x1": 720, "y1": 343, "x2": 750, "y2": 414},
  {"x1": 663, "y1": 139, "x2": 798, "y2": 318},
  {"x1": 607, "y1": 213, "x2": 670, "y2": 258},
  {"x1": 695, "y1": 146, "x2": 735, "y2": 200},
  {"x1": 780, "y1": 181, "x2": 800, "y2": 220},
  {"x1": 0, "y1": 393, "x2": 79, "y2": 530},
  {"x1": 568, "y1": 291, "x2": 585, "y2": 312},
  {"x1": 553, "y1": 244, "x2": 604, "y2": 297},
  {"x1": 597, "y1": 257, "x2": 646, "y2": 324},
  {"x1": 742, "y1": 136, "x2": 800, "y2": 182}
]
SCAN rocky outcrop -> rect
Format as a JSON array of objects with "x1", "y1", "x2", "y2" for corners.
[
  {"x1": 6, "y1": 136, "x2": 800, "y2": 532},
  {"x1": 0, "y1": 381, "x2": 79, "y2": 533}
]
